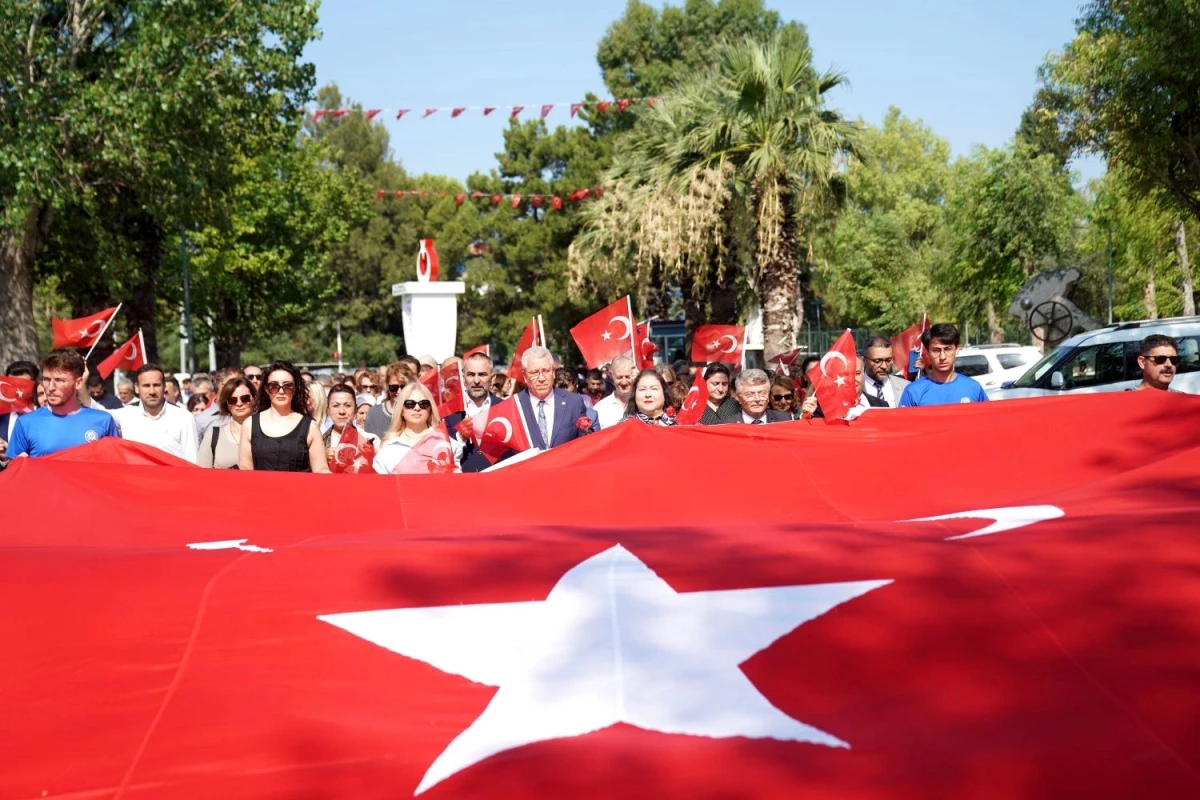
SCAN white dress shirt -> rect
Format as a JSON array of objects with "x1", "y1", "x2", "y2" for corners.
[
  {"x1": 114, "y1": 402, "x2": 200, "y2": 463},
  {"x1": 864, "y1": 376, "x2": 898, "y2": 408},
  {"x1": 529, "y1": 392, "x2": 556, "y2": 444},
  {"x1": 741, "y1": 410, "x2": 768, "y2": 424},
  {"x1": 464, "y1": 396, "x2": 491, "y2": 419},
  {"x1": 593, "y1": 393, "x2": 626, "y2": 429}
]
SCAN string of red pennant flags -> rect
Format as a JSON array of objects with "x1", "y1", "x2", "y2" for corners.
[
  {"x1": 374, "y1": 187, "x2": 604, "y2": 211},
  {"x1": 310, "y1": 96, "x2": 661, "y2": 122}
]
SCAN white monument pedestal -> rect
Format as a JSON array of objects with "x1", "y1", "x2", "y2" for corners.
[{"x1": 391, "y1": 281, "x2": 465, "y2": 362}]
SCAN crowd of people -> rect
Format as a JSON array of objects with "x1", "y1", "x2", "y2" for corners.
[{"x1": 0, "y1": 323, "x2": 1184, "y2": 473}]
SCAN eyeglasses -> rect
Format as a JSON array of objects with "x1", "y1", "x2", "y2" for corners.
[
  {"x1": 771, "y1": 393, "x2": 793, "y2": 401},
  {"x1": 229, "y1": 394, "x2": 254, "y2": 406},
  {"x1": 865, "y1": 357, "x2": 893, "y2": 365},
  {"x1": 245, "y1": 373, "x2": 263, "y2": 381},
  {"x1": 403, "y1": 399, "x2": 432, "y2": 410},
  {"x1": 524, "y1": 368, "x2": 553, "y2": 379},
  {"x1": 360, "y1": 383, "x2": 378, "y2": 390},
  {"x1": 740, "y1": 390, "x2": 769, "y2": 400},
  {"x1": 1146, "y1": 355, "x2": 1180, "y2": 366},
  {"x1": 266, "y1": 381, "x2": 295, "y2": 394}
]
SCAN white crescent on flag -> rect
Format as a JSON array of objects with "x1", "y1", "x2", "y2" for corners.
[
  {"x1": 819, "y1": 350, "x2": 849, "y2": 377},
  {"x1": 430, "y1": 442, "x2": 454, "y2": 467},
  {"x1": 487, "y1": 418, "x2": 513, "y2": 445},
  {"x1": 682, "y1": 386, "x2": 699, "y2": 412},
  {"x1": 606, "y1": 315, "x2": 632, "y2": 341},
  {"x1": 0, "y1": 383, "x2": 17, "y2": 403},
  {"x1": 717, "y1": 334, "x2": 739, "y2": 354},
  {"x1": 123, "y1": 342, "x2": 139, "y2": 362},
  {"x1": 77, "y1": 319, "x2": 106, "y2": 341}
]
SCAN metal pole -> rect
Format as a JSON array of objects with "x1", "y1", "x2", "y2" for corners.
[
  {"x1": 336, "y1": 320, "x2": 344, "y2": 373},
  {"x1": 207, "y1": 315, "x2": 216, "y2": 372},
  {"x1": 180, "y1": 227, "x2": 196, "y2": 374},
  {"x1": 1106, "y1": 229, "x2": 1114, "y2": 324}
]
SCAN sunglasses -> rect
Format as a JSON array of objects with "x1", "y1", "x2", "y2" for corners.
[
  {"x1": 266, "y1": 381, "x2": 295, "y2": 394},
  {"x1": 360, "y1": 383, "x2": 378, "y2": 390},
  {"x1": 245, "y1": 373, "x2": 262, "y2": 381},
  {"x1": 772, "y1": 393, "x2": 793, "y2": 401},
  {"x1": 229, "y1": 394, "x2": 254, "y2": 406},
  {"x1": 403, "y1": 399, "x2": 432, "y2": 410},
  {"x1": 388, "y1": 383, "x2": 403, "y2": 393},
  {"x1": 1146, "y1": 355, "x2": 1179, "y2": 366}
]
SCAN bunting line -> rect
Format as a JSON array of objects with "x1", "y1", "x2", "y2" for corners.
[
  {"x1": 310, "y1": 96, "x2": 660, "y2": 122},
  {"x1": 374, "y1": 187, "x2": 604, "y2": 211}
]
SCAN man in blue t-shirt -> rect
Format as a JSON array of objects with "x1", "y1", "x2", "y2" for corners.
[
  {"x1": 7, "y1": 349, "x2": 120, "y2": 458},
  {"x1": 898, "y1": 323, "x2": 989, "y2": 407}
]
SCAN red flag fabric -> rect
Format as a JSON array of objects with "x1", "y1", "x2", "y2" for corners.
[
  {"x1": 511, "y1": 194, "x2": 523, "y2": 209},
  {"x1": 0, "y1": 375, "x2": 36, "y2": 414},
  {"x1": 52, "y1": 306, "x2": 118, "y2": 349},
  {"x1": 477, "y1": 395, "x2": 532, "y2": 462},
  {"x1": 617, "y1": 98, "x2": 632, "y2": 112},
  {"x1": 365, "y1": 109, "x2": 381, "y2": 120},
  {"x1": 691, "y1": 324, "x2": 745, "y2": 365},
  {"x1": 422, "y1": 108, "x2": 438, "y2": 118},
  {"x1": 483, "y1": 107, "x2": 496, "y2": 116},
  {"x1": 769, "y1": 347, "x2": 804, "y2": 367},
  {"x1": 507, "y1": 318, "x2": 541, "y2": 383},
  {"x1": 635, "y1": 321, "x2": 658, "y2": 369},
  {"x1": 531, "y1": 195, "x2": 544, "y2": 208},
  {"x1": 570, "y1": 296, "x2": 637, "y2": 369},
  {"x1": 393, "y1": 424, "x2": 457, "y2": 475},
  {"x1": 551, "y1": 195, "x2": 563, "y2": 211},
  {"x1": 395, "y1": 108, "x2": 410, "y2": 119},
  {"x1": 570, "y1": 102, "x2": 582, "y2": 117},
  {"x1": 3, "y1": 394, "x2": 1200, "y2": 798},
  {"x1": 436, "y1": 363, "x2": 464, "y2": 418},
  {"x1": 328, "y1": 424, "x2": 376, "y2": 474},
  {"x1": 463, "y1": 344, "x2": 490, "y2": 359},
  {"x1": 673, "y1": 368, "x2": 709, "y2": 425},
  {"x1": 805, "y1": 329, "x2": 858, "y2": 423},
  {"x1": 455, "y1": 193, "x2": 466, "y2": 206},
  {"x1": 510, "y1": 105, "x2": 524, "y2": 118},
  {"x1": 96, "y1": 330, "x2": 146, "y2": 380},
  {"x1": 416, "y1": 238, "x2": 440, "y2": 282},
  {"x1": 540, "y1": 104, "x2": 554, "y2": 118},
  {"x1": 451, "y1": 107, "x2": 466, "y2": 118},
  {"x1": 891, "y1": 314, "x2": 930, "y2": 380},
  {"x1": 597, "y1": 100, "x2": 611, "y2": 113}
]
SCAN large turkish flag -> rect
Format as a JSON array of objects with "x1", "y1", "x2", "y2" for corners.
[
  {"x1": 2, "y1": 392, "x2": 1200, "y2": 798},
  {"x1": 570, "y1": 296, "x2": 636, "y2": 369}
]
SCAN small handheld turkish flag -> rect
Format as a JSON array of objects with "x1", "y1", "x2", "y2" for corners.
[
  {"x1": 463, "y1": 344, "x2": 490, "y2": 359},
  {"x1": 478, "y1": 396, "x2": 532, "y2": 463},
  {"x1": 507, "y1": 318, "x2": 540, "y2": 383},
  {"x1": 674, "y1": 368, "x2": 710, "y2": 425},
  {"x1": 891, "y1": 314, "x2": 930, "y2": 380},
  {"x1": 51, "y1": 306, "x2": 119, "y2": 349},
  {"x1": 329, "y1": 424, "x2": 376, "y2": 474},
  {"x1": 0, "y1": 375, "x2": 36, "y2": 414},
  {"x1": 96, "y1": 330, "x2": 147, "y2": 380},
  {"x1": 806, "y1": 329, "x2": 859, "y2": 423},
  {"x1": 571, "y1": 296, "x2": 637, "y2": 369},
  {"x1": 393, "y1": 424, "x2": 458, "y2": 474},
  {"x1": 436, "y1": 362, "x2": 465, "y2": 418},
  {"x1": 635, "y1": 322, "x2": 658, "y2": 369},
  {"x1": 691, "y1": 324, "x2": 745, "y2": 365}
]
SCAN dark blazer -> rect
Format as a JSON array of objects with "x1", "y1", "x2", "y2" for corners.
[
  {"x1": 517, "y1": 388, "x2": 596, "y2": 449},
  {"x1": 719, "y1": 409, "x2": 794, "y2": 425},
  {"x1": 444, "y1": 394, "x2": 503, "y2": 474},
  {"x1": 0, "y1": 412, "x2": 14, "y2": 445},
  {"x1": 813, "y1": 393, "x2": 889, "y2": 418}
]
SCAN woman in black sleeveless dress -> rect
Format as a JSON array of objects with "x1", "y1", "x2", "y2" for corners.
[{"x1": 238, "y1": 361, "x2": 329, "y2": 473}]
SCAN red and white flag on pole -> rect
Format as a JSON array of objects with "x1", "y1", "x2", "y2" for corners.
[
  {"x1": 52, "y1": 306, "x2": 119, "y2": 349},
  {"x1": 478, "y1": 396, "x2": 532, "y2": 463},
  {"x1": 570, "y1": 296, "x2": 637, "y2": 369},
  {"x1": 96, "y1": 330, "x2": 146, "y2": 380},
  {"x1": 0, "y1": 375, "x2": 36, "y2": 414},
  {"x1": 507, "y1": 318, "x2": 541, "y2": 383},
  {"x1": 436, "y1": 363, "x2": 465, "y2": 418},
  {"x1": 674, "y1": 368, "x2": 710, "y2": 426},
  {"x1": 635, "y1": 322, "x2": 658, "y2": 369},
  {"x1": 805, "y1": 329, "x2": 858, "y2": 423},
  {"x1": 891, "y1": 314, "x2": 930, "y2": 380},
  {"x1": 691, "y1": 324, "x2": 745, "y2": 365}
]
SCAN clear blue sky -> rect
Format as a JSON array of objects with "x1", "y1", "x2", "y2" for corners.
[{"x1": 305, "y1": 0, "x2": 1102, "y2": 183}]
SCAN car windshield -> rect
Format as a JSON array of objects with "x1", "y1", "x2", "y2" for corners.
[
  {"x1": 955, "y1": 355, "x2": 990, "y2": 377},
  {"x1": 1010, "y1": 346, "x2": 1067, "y2": 388}
]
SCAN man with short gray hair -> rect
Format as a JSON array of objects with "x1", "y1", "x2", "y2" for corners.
[
  {"x1": 722, "y1": 368, "x2": 793, "y2": 425},
  {"x1": 514, "y1": 346, "x2": 595, "y2": 449},
  {"x1": 593, "y1": 353, "x2": 636, "y2": 429}
]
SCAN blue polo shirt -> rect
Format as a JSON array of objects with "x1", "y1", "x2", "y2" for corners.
[
  {"x1": 7, "y1": 406, "x2": 121, "y2": 457},
  {"x1": 898, "y1": 374, "x2": 989, "y2": 407}
]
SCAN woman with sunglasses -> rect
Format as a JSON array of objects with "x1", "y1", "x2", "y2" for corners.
[
  {"x1": 371, "y1": 383, "x2": 462, "y2": 474},
  {"x1": 769, "y1": 374, "x2": 801, "y2": 419},
  {"x1": 199, "y1": 377, "x2": 256, "y2": 468},
  {"x1": 239, "y1": 361, "x2": 330, "y2": 473}
]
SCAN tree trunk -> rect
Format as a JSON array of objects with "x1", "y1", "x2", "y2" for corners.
[
  {"x1": 678, "y1": 271, "x2": 704, "y2": 358},
  {"x1": 708, "y1": 253, "x2": 739, "y2": 324},
  {"x1": 1143, "y1": 271, "x2": 1158, "y2": 320},
  {"x1": 757, "y1": 193, "x2": 800, "y2": 361},
  {"x1": 1173, "y1": 219, "x2": 1195, "y2": 316},
  {"x1": 0, "y1": 206, "x2": 51, "y2": 365},
  {"x1": 986, "y1": 299, "x2": 1005, "y2": 343}
]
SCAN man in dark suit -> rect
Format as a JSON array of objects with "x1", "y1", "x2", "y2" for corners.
[
  {"x1": 514, "y1": 346, "x2": 596, "y2": 448},
  {"x1": 444, "y1": 351, "x2": 504, "y2": 473},
  {"x1": 801, "y1": 354, "x2": 890, "y2": 421},
  {"x1": 720, "y1": 369, "x2": 793, "y2": 425}
]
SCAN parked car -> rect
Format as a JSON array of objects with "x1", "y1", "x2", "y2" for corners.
[
  {"x1": 953, "y1": 344, "x2": 1043, "y2": 391},
  {"x1": 989, "y1": 316, "x2": 1200, "y2": 400}
]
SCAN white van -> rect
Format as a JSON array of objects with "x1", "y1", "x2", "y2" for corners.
[{"x1": 989, "y1": 316, "x2": 1200, "y2": 400}]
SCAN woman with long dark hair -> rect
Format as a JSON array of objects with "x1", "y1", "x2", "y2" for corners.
[
  {"x1": 623, "y1": 369, "x2": 675, "y2": 427},
  {"x1": 239, "y1": 361, "x2": 329, "y2": 473},
  {"x1": 698, "y1": 363, "x2": 741, "y2": 425}
]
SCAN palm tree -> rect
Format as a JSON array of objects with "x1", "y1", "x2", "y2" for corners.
[{"x1": 571, "y1": 32, "x2": 861, "y2": 359}]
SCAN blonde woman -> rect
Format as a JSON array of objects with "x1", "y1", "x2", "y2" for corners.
[
  {"x1": 308, "y1": 381, "x2": 327, "y2": 433},
  {"x1": 371, "y1": 382, "x2": 462, "y2": 474}
]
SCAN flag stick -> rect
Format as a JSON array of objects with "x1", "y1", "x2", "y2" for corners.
[
  {"x1": 83, "y1": 303, "x2": 122, "y2": 361},
  {"x1": 626, "y1": 296, "x2": 637, "y2": 361},
  {"x1": 536, "y1": 315, "x2": 545, "y2": 348}
]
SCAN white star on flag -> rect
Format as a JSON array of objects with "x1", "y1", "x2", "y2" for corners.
[
  {"x1": 319, "y1": 545, "x2": 891, "y2": 795},
  {"x1": 834, "y1": 375, "x2": 847, "y2": 387}
]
